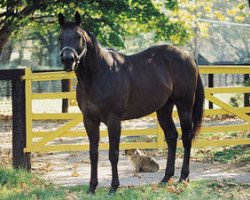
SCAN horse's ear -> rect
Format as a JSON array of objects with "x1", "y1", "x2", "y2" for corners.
[
  {"x1": 58, "y1": 13, "x2": 65, "y2": 27},
  {"x1": 75, "y1": 11, "x2": 81, "y2": 26}
]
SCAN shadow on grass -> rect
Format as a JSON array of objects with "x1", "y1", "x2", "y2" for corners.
[{"x1": 212, "y1": 145, "x2": 250, "y2": 165}]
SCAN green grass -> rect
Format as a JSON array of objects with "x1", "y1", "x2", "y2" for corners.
[
  {"x1": 212, "y1": 145, "x2": 250, "y2": 164},
  {"x1": 0, "y1": 166, "x2": 249, "y2": 200},
  {"x1": 192, "y1": 145, "x2": 250, "y2": 165},
  {"x1": 124, "y1": 135, "x2": 157, "y2": 143}
]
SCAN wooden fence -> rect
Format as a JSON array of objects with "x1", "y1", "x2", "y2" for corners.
[{"x1": 20, "y1": 66, "x2": 250, "y2": 153}]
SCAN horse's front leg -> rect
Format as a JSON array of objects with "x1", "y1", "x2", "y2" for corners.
[
  {"x1": 106, "y1": 113, "x2": 121, "y2": 194},
  {"x1": 84, "y1": 117, "x2": 100, "y2": 194}
]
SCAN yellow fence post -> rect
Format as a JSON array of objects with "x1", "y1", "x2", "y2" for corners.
[{"x1": 24, "y1": 68, "x2": 33, "y2": 152}]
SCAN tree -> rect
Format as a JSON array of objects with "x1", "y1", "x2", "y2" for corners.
[
  {"x1": 2, "y1": 0, "x2": 248, "y2": 66},
  {"x1": 0, "y1": 0, "x2": 51, "y2": 55},
  {"x1": 0, "y1": 0, "x2": 191, "y2": 59},
  {"x1": 162, "y1": 0, "x2": 250, "y2": 63},
  {"x1": 196, "y1": 0, "x2": 250, "y2": 64},
  {"x1": 0, "y1": 41, "x2": 12, "y2": 64}
]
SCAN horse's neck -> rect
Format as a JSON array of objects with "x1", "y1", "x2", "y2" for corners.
[
  {"x1": 76, "y1": 30, "x2": 112, "y2": 91},
  {"x1": 76, "y1": 56, "x2": 95, "y2": 91},
  {"x1": 76, "y1": 43, "x2": 105, "y2": 91}
]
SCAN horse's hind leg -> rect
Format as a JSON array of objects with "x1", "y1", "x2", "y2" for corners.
[
  {"x1": 106, "y1": 113, "x2": 121, "y2": 193},
  {"x1": 157, "y1": 99, "x2": 178, "y2": 183},
  {"x1": 175, "y1": 99, "x2": 194, "y2": 182},
  {"x1": 84, "y1": 117, "x2": 100, "y2": 194}
]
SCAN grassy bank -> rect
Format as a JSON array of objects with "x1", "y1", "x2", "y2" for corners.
[
  {"x1": 192, "y1": 144, "x2": 250, "y2": 165},
  {"x1": 0, "y1": 166, "x2": 249, "y2": 200}
]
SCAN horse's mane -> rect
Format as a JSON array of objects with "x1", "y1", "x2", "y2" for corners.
[
  {"x1": 82, "y1": 28, "x2": 118, "y2": 53},
  {"x1": 82, "y1": 28, "x2": 100, "y2": 49}
]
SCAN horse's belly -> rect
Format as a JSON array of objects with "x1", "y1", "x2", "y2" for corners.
[
  {"x1": 122, "y1": 106, "x2": 159, "y2": 120},
  {"x1": 122, "y1": 87, "x2": 171, "y2": 120}
]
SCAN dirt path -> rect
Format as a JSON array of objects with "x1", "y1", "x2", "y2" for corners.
[{"x1": 31, "y1": 151, "x2": 250, "y2": 187}]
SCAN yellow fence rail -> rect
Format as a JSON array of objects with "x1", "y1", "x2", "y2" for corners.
[{"x1": 22, "y1": 66, "x2": 250, "y2": 152}]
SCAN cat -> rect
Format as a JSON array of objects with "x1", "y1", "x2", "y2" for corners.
[{"x1": 124, "y1": 149, "x2": 159, "y2": 173}]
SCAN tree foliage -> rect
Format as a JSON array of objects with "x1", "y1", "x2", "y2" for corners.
[
  {"x1": 0, "y1": 0, "x2": 188, "y2": 56},
  {"x1": 169, "y1": 0, "x2": 250, "y2": 40},
  {"x1": 0, "y1": 0, "x2": 249, "y2": 66}
]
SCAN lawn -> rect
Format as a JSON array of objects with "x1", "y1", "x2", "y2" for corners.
[
  {"x1": 191, "y1": 143, "x2": 250, "y2": 165},
  {"x1": 0, "y1": 166, "x2": 249, "y2": 200}
]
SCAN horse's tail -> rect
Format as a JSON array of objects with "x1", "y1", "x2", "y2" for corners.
[{"x1": 192, "y1": 72, "x2": 205, "y2": 138}]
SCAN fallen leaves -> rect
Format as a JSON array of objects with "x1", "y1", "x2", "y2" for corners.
[
  {"x1": 151, "y1": 178, "x2": 188, "y2": 195},
  {"x1": 182, "y1": 180, "x2": 189, "y2": 188},
  {"x1": 66, "y1": 191, "x2": 78, "y2": 200},
  {"x1": 166, "y1": 180, "x2": 188, "y2": 195},
  {"x1": 206, "y1": 180, "x2": 248, "y2": 199},
  {"x1": 212, "y1": 136, "x2": 220, "y2": 140},
  {"x1": 121, "y1": 185, "x2": 135, "y2": 190},
  {"x1": 70, "y1": 163, "x2": 81, "y2": 177},
  {"x1": 167, "y1": 177, "x2": 175, "y2": 185},
  {"x1": 0, "y1": 114, "x2": 12, "y2": 120},
  {"x1": 36, "y1": 163, "x2": 54, "y2": 173},
  {"x1": 151, "y1": 183, "x2": 158, "y2": 192},
  {"x1": 196, "y1": 149, "x2": 211, "y2": 154},
  {"x1": 166, "y1": 185, "x2": 175, "y2": 193},
  {"x1": 72, "y1": 164, "x2": 79, "y2": 170},
  {"x1": 71, "y1": 171, "x2": 80, "y2": 177},
  {"x1": 167, "y1": 185, "x2": 188, "y2": 194},
  {"x1": 20, "y1": 182, "x2": 29, "y2": 192},
  {"x1": 0, "y1": 149, "x2": 11, "y2": 165}
]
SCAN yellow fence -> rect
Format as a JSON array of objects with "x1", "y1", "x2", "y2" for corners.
[{"x1": 22, "y1": 66, "x2": 250, "y2": 152}]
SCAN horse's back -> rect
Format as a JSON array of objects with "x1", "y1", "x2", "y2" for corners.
[
  {"x1": 127, "y1": 44, "x2": 197, "y2": 79},
  {"x1": 129, "y1": 45, "x2": 198, "y2": 99}
]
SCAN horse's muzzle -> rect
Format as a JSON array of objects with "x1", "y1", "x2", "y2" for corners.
[{"x1": 61, "y1": 51, "x2": 75, "y2": 71}]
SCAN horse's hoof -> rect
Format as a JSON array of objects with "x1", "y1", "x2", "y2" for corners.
[
  {"x1": 87, "y1": 188, "x2": 96, "y2": 195},
  {"x1": 108, "y1": 187, "x2": 118, "y2": 194},
  {"x1": 158, "y1": 182, "x2": 167, "y2": 188},
  {"x1": 160, "y1": 177, "x2": 168, "y2": 183},
  {"x1": 160, "y1": 175, "x2": 172, "y2": 184},
  {"x1": 178, "y1": 177, "x2": 189, "y2": 183},
  {"x1": 159, "y1": 179, "x2": 167, "y2": 185},
  {"x1": 87, "y1": 190, "x2": 95, "y2": 195}
]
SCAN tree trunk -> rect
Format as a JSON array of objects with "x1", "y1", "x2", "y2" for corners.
[
  {"x1": 47, "y1": 32, "x2": 59, "y2": 68},
  {"x1": 17, "y1": 47, "x2": 24, "y2": 66},
  {"x1": 0, "y1": 42, "x2": 13, "y2": 65},
  {"x1": 0, "y1": 1, "x2": 48, "y2": 57},
  {"x1": 0, "y1": 23, "x2": 12, "y2": 57}
]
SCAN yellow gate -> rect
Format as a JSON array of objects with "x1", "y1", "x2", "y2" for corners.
[{"x1": 22, "y1": 66, "x2": 250, "y2": 153}]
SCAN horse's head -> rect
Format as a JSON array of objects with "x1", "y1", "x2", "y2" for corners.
[{"x1": 58, "y1": 11, "x2": 87, "y2": 72}]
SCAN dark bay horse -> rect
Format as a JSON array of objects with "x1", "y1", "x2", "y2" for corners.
[{"x1": 58, "y1": 12, "x2": 204, "y2": 194}]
